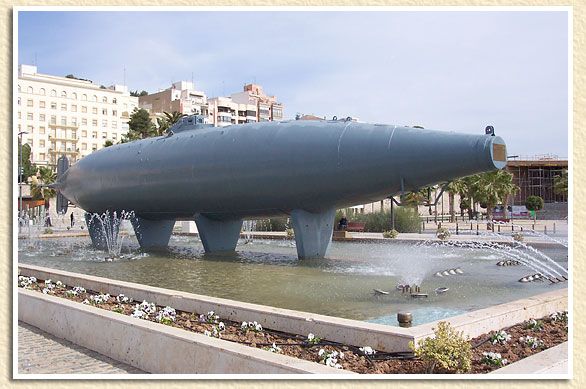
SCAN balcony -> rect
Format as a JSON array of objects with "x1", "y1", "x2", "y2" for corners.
[
  {"x1": 48, "y1": 148, "x2": 79, "y2": 155},
  {"x1": 49, "y1": 135, "x2": 78, "y2": 142},
  {"x1": 48, "y1": 123, "x2": 79, "y2": 129}
]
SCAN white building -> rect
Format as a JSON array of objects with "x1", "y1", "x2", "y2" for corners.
[
  {"x1": 138, "y1": 81, "x2": 208, "y2": 117},
  {"x1": 17, "y1": 64, "x2": 138, "y2": 166}
]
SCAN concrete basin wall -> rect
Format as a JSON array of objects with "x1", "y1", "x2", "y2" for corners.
[
  {"x1": 18, "y1": 264, "x2": 567, "y2": 354},
  {"x1": 18, "y1": 288, "x2": 353, "y2": 374}
]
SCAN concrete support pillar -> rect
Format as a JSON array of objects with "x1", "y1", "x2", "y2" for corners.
[
  {"x1": 195, "y1": 214, "x2": 243, "y2": 253},
  {"x1": 130, "y1": 217, "x2": 175, "y2": 251},
  {"x1": 290, "y1": 208, "x2": 336, "y2": 259}
]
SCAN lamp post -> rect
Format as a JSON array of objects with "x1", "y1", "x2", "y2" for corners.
[{"x1": 18, "y1": 131, "x2": 28, "y2": 220}]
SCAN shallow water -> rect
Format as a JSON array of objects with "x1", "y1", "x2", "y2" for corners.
[{"x1": 18, "y1": 234, "x2": 568, "y2": 326}]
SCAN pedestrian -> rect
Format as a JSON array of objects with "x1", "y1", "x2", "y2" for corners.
[
  {"x1": 70, "y1": 212, "x2": 75, "y2": 228},
  {"x1": 44, "y1": 210, "x2": 52, "y2": 227}
]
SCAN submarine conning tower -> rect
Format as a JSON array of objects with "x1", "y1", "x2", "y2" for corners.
[{"x1": 56, "y1": 116, "x2": 507, "y2": 259}]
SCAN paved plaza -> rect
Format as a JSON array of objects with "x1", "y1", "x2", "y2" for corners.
[{"x1": 18, "y1": 321, "x2": 145, "y2": 375}]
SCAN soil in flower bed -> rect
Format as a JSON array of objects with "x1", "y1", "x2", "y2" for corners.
[{"x1": 18, "y1": 276, "x2": 568, "y2": 374}]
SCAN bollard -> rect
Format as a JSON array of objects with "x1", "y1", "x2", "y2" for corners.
[
  {"x1": 532, "y1": 224, "x2": 535, "y2": 230},
  {"x1": 512, "y1": 225, "x2": 514, "y2": 232},
  {"x1": 521, "y1": 226, "x2": 524, "y2": 232},
  {"x1": 456, "y1": 223, "x2": 459, "y2": 235},
  {"x1": 438, "y1": 222, "x2": 442, "y2": 229},
  {"x1": 544, "y1": 226, "x2": 547, "y2": 235},
  {"x1": 397, "y1": 312, "x2": 413, "y2": 328},
  {"x1": 476, "y1": 224, "x2": 479, "y2": 235},
  {"x1": 498, "y1": 225, "x2": 501, "y2": 233},
  {"x1": 470, "y1": 223, "x2": 473, "y2": 230}
]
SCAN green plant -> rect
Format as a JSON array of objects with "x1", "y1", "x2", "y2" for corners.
[
  {"x1": 481, "y1": 351, "x2": 508, "y2": 367},
  {"x1": 525, "y1": 195, "x2": 544, "y2": 223},
  {"x1": 524, "y1": 318, "x2": 544, "y2": 331},
  {"x1": 286, "y1": 228, "x2": 294, "y2": 237},
  {"x1": 436, "y1": 227, "x2": 450, "y2": 240},
  {"x1": 43, "y1": 228, "x2": 53, "y2": 234},
  {"x1": 409, "y1": 321, "x2": 472, "y2": 373},
  {"x1": 383, "y1": 229, "x2": 399, "y2": 239}
]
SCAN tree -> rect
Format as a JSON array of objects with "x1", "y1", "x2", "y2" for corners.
[
  {"x1": 130, "y1": 90, "x2": 149, "y2": 97},
  {"x1": 18, "y1": 143, "x2": 37, "y2": 183},
  {"x1": 472, "y1": 170, "x2": 518, "y2": 224},
  {"x1": 103, "y1": 140, "x2": 114, "y2": 148},
  {"x1": 553, "y1": 169, "x2": 568, "y2": 196},
  {"x1": 122, "y1": 108, "x2": 156, "y2": 142},
  {"x1": 446, "y1": 178, "x2": 467, "y2": 222},
  {"x1": 525, "y1": 195, "x2": 544, "y2": 224},
  {"x1": 164, "y1": 111, "x2": 186, "y2": 125},
  {"x1": 30, "y1": 166, "x2": 57, "y2": 209}
]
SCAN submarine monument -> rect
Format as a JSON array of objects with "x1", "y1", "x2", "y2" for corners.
[{"x1": 53, "y1": 115, "x2": 507, "y2": 259}]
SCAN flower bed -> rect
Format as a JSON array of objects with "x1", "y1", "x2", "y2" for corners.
[{"x1": 17, "y1": 275, "x2": 568, "y2": 374}]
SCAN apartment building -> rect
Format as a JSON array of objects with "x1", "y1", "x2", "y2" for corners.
[
  {"x1": 17, "y1": 64, "x2": 138, "y2": 166},
  {"x1": 138, "y1": 81, "x2": 208, "y2": 118},
  {"x1": 230, "y1": 83, "x2": 284, "y2": 122},
  {"x1": 207, "y1": 96, "x2": 257, "y2": 127}
]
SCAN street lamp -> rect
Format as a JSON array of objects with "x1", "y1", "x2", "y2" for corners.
[{"x1": 18, "y1": 131, "x2": 28, "y2": 220}]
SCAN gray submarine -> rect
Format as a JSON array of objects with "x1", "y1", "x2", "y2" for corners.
[{"x1": 53, "y1": 115, "x2": 507, "y2": 259}]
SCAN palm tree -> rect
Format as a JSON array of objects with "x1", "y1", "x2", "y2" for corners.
[
  {"x1": 30, "y1": 166, "x2": 57, "y2": 209},
  {"x1": 471, "y1": 170, "x2": 518, "y2": 224},
  {"x1": 553, "y1": 169, "x2": 568, "y2": 196},
  {"x1": 155, "y1": 117, "x2": 170, "y2": 136},
  {"x1": 446, "y1": 178, "x2": 467, "y2": 222},
  {"x1": 163, "y1": 111, "x2": 186, "y2": 126}
]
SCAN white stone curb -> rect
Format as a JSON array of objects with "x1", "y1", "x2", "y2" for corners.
[{"x1": 18, "y1": 289, "x2": 354, "y2": 374}]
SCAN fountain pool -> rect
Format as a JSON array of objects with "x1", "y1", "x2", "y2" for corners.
[{"x1": 18, "y1": 234, "x2": 568, "y2": 326}]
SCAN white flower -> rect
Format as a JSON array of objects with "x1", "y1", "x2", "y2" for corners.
[
  {"x1": 241, "y1": 321, "x2": 248, "y2": 329},
  {"x1": 29, "y1": 276, "x2": 37, "y2": 283},
  {"x1": 56, "y1": 281, "x2": 65, "y2": 287},
  {"x1": 255, "y1": 323, "x2": 263, "y2": 332},
  {"x1": 82, "y1": 299, "x2": 90, "y2": 304},
  {"x1": 359, "y1": 346, "x2": 376, "y2": 355},
  {"x1": 73, "y1": 286, "x2": 86, "y2": 294},
  {"x1": 42, "y1": 288, "x2": 50, "y2": 294},
  {"x1": 204, "y1": 330, "x2": 212, "y2": 337},
  {"x1": 218, "y1": 322, "x2": 225, "y2": 331},
  {"x1": 308, "y1": 333, "x2": 315, "y2": 341},
  {"x1": 318, "y1": 349, "x2": 325, "y2": 357}
]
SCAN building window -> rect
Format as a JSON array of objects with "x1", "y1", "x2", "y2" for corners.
[
  {"x1": 27, "y1": 125, "x2": 33, "y2": 132},
  {"x1": 81, "y1": 94, "x2": 87, "y2": 101},
  {"x1": 71, "y1": 117, "x2": 77, "y2": 126},
  {"x1": 61, "y1": 117, "x2": 67, "y2": 125},
  {"x1": 40, "y1": 153, "x2": 45, "y2": 160},
  {"x1": 71, "y1": 105, "x2": 77, "y2": 112},
  {"x1": 92, "y1": 131, "x2": 97, "y2": 139},
  {"x1": 18, "y1": 111, "x2": 21, "y2": 119},
  {"x1": 82, "y1": 118, "x2": 87, "y2": 125},
  {"x1": 102, "y1": 132, "x2": 107, "y2": 139},
  {"x1": 27, "y1": 99, "x2": 33, "y2": 107},
  {"x1": 102, "y1": 108, "x2": 107, "y2": 115},
  {"x1": 112, "y1": 121, "x2": 117, "y2": 128},
  {"x1": 39, "y1": 126, "x2": 45, "y2": 134},
  {"x1": 102, "y1": 96, "x2": 107, "y2": 103},
  {"x1": 72, "y1": 92, "x2": 77, "y2": 99},
  {"x1": 92, "y1": 107, "x2": 98, "y2": 114},
  {"x1": 18, "y1": 85, "x2": 21, "y2": 92},
  {"x1": 102, "y1": 120, "x2": 108, "y2": 128},
  {"x1": 112, "y1": 110, "x2": 117, "y2": 116},
  {"x1": 40, "y1": 139, "x2": 45, "y2": 148},
  {"x1": 92, "y1": 95, "x2": 97, "y2": 102},
  {"x1": 50, "y1": 90, "x2": 56, "y2": 97},
  {"x1": 82, "y1": 143, "x2": 87, "y2": 151},
  {"x1": 17, "y1": 97, "x2": 21, "y2": 105},
  {"x1": 82, "y1": 130, "x2": 87, "y2": 137},
  {"x1": 92, "y1": 119, "x2": 97, "y2": 127},
  {"x1": 113, "y1": 98, "x2": 117, "y2": 104},
  {"x1": 51, "y1": 102, "x2": 57, "y2": 110},
  {"x1": 112, "y1": 133, "x2": 117, "y2": 140},
  {"x1": 40, "y1": 100, "x2": 46, "y2": 108},
  {"x1": 27, "y1": 86, "x2": 33, "y2": 94},
  {"x1": 50, "y1": 116, "x2": 56, "y2": 125},
  {"x1": 92, "y1": 144, "x2": 97, "y2": 151},
  {"x1": 61, "y1": 103, "x2": 67, "y2": 111},
  {"x1": 61, "y1": 91, "x2": 67, "y2": 98},
  {"x1": 81, "y1": 106, "x2": 87, "y2": 113},
  {"x1": 39, "y1": 114, "x2": 45, "y2": 122},
  {"x1": 39, "y1": 88, "x2": 45, "y2": 95},
  {"x1": 27, "y1": 113, "x2": 33, "y2": 120}
]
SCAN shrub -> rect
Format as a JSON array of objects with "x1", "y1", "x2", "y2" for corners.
[
  {"x1": 286, "y1": 228, "x2": 294, "y2": 237},
  {"x1": 383, "y1": 229, "x2": 399, "y2": 239},
  {"x1": 347, "y1": 207, "x2": 420, "y2": 233},
  {"x1": 409, "y1": 321, "x2": 472, "y2": 373},
  {"x1": 43, "y1": 228, "x2": 53, "y2": 234},
  {"x1": 436, "y1": 227, "x2": 451, "y2": 240},
  {"x1": 254, "y1": 218, "x2": 288, "y2": 231}
]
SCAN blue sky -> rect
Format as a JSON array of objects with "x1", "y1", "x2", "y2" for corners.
[{"x1": 18, "y1": 10, "x2": 569, "y2": 157}]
